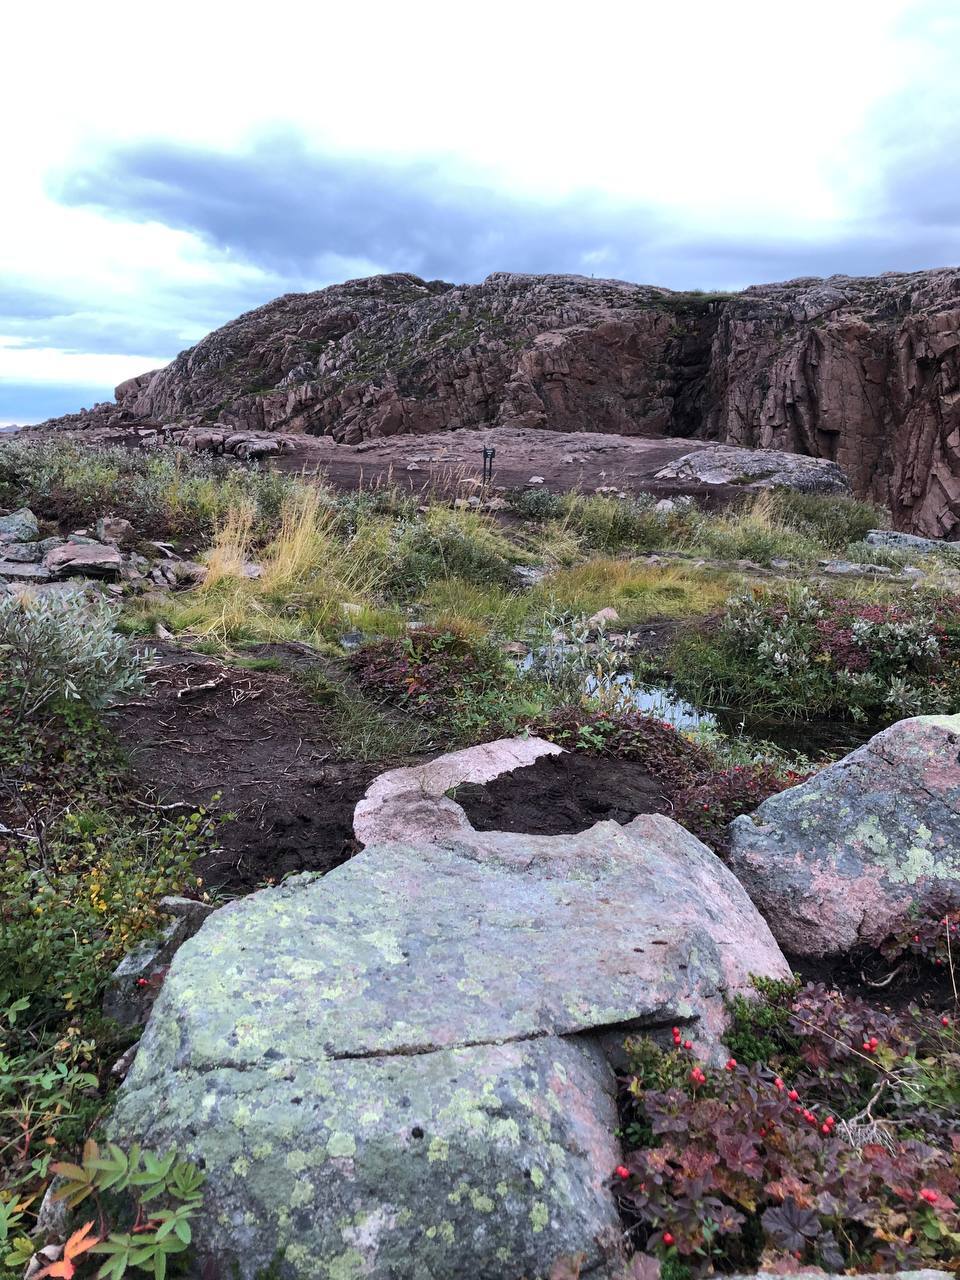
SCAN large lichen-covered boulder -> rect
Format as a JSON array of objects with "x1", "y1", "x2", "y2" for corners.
[
  {"x1": 653, "y1": 444, "x2": 850, "y2": 494},
  {"x1": 728, "y1": 714, "x2": 960, "y2": 957},
  {"x1": 111, "y1": 815, "x2": 789, "y2": 1279}
]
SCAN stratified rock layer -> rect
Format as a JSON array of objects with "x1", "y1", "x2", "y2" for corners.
[
  {"x1": 111, "y1": 816, "x2": 789, "y2": 1279},
  {"x1": 33, "y1": 267, "x2": 960, "y2": 536},
  {"x1": 728, "y1": 714, "x2": 960, "y2": 957}
]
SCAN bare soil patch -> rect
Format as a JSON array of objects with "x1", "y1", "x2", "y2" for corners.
[
  {"x1": 110, "y1": 647, "x2": 378, "y2": 893},
  {"x1": 454, "y1": 751, "x2": 672, "y2": 835}
]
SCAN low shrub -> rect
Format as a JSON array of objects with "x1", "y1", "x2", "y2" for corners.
[
  {"x1": 505, "y1": 486, "x2": 564, "y2": 520},
  {"x1": 772, "y1": 490, "x2": 887, "y2": 550},
  {"x1": 670, "y1": 585, "x2": 960, "y2": 722},
  {"x1": 618, "y1": 976, "x2": 960, "y2": 1273},
  {"x1": 561, "y1": 493, "x2": 695, "y2": 553},
  {"x1": 671, "y1": 762, "x2": 809, "y2": 855},
  {"x1": 532, "y1": 707, "x2": 709, "y2": 788},
  {"x1": 380, "y1": 509, "x2": 520, "y2": 598},
  {"x1": 347, "y1": 627, "x2": 532, "y2": 741},
  {"x1": 0, "y1": 439, "x2": 290, "y2": 540},
  {"x1": 0, "y1": 595, "x2": 148, "y2": 723}
]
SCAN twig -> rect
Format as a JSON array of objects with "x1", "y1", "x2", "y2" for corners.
[
  {"x1": 175, "y1": 675, "x2": 227, "y2": 699},
  {"x1": 860, "y1": 963, "x2": 903, "y2": 988}
]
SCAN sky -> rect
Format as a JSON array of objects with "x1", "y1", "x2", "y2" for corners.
[{"x1": 2, "y1": 0, "x2": 959, "y2": 424}]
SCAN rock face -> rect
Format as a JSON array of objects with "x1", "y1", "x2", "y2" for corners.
[
  {"x1": 111, "y1": 813, "x2": 789, "y2": 1279},
  {"x1": 728, "y1": 714, "x2": 960, "y2": 957},
  {"x1": 32, "y1": 267, "x2": 960, "y2": 536}
]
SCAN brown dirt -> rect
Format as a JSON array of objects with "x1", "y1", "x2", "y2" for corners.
[
  {"x1": 454, "y1": 751, "x2": 672, "y2": 835},
  {"x1": 110, "y1": 646, "x2": 380, "y2": 894}
]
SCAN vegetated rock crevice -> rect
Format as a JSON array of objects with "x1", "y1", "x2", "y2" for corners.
[{"x1": 34, "y1": 266, "x2": 960, "y2": 536}]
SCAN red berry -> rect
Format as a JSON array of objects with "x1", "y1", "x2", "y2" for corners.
[
  {"x1": 774, "y1": 1077, "x2": 785, "y2": 1091},
  {"x1": 615, "y1": 1165, "x2": 630, "y2": 1180},
  {"x1": 725, "y1": 1058, "x2": 737, "y2": 1070},
  {"x1": 942, "y1": 1016, "x2": 950, "y2": 1027},
  {"x1": 821, "y1": 1123, "x2": 831, "y2": 1134},
  {"x1": 862, "y1": 1042, "x2": 874, "y2": 1053},
  {"x1": 671, "y1": 1027, "x2": 680, "y2": 1036},
  {"x1": 919, "y1": 1188, "x2": 939, "y2": 1205},
  {"x1": 914, "y1": 934, "x2": 920, "y2": 943},
  {"x1": 788, "y1": 1089, "x2": 799, "y2": 1101},
  {"x1": 662, "y1": 1232, "x2": 675, "y2": 1247},
  {"x1": 683, "y1": 1040, "x2": 693, "y2": 1050}
]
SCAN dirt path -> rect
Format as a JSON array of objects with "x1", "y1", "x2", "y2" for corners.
[{"x1": 111, "y1": 647, "x2": 380, "y2": 893}]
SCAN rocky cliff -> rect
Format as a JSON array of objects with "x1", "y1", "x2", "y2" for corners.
[{"x1": 39, "y1": 267, "x2": 960, "y2": 536}]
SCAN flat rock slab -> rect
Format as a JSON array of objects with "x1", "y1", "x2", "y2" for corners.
[
  {"x1": 728, "y1": 714, "x2": 960, "y2": 956},
  {"x1": 112, "y1": 815, "x2": 789, "y2": 1278},
  {"x1": 654, "y1": 444, "x2": 850, "y2": 494},
  {"x1": 353, "y1": 735, "x2": 564, "y2": 846},
  {"x1": 43, "y1": 541, "x2": 122, "y2": 578}
]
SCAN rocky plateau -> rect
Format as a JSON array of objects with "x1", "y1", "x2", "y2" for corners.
[{"x1": 30, "y1": 266, "x2": 960, "y2": 537}]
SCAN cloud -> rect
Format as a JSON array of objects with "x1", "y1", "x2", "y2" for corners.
[{"x1": 50, "y1": 128, "x2": 960, "y2": 295}]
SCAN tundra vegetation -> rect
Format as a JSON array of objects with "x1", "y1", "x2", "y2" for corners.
[{"x1": 1, "y1": 438, "x2": 957, "y2": 1277}]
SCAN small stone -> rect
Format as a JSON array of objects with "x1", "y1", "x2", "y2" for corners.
[
  {"x1": 95, "y1": 516, "x2": 135, "y2": 545},
  {"x1": 586, "y1": 607, "x2": 620, "y2": 628},
  {"x1": 528, "y1": 475, "x2": 545, "y2": 484}
]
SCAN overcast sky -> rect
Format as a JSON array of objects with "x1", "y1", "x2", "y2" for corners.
[{"x1": 2, "y1": 0, "x2": 959, "y2": 423}]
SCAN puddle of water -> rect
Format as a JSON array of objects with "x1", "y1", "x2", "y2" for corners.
[
  {"x1": 519, "y1": 647, "x2": 867, "y2": 759},
  {"x1": 583, "y1": 672, "x2": 714, "y2": 732}
]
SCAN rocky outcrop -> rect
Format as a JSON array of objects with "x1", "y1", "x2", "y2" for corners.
[
  {"x1": 653, "y1": 443, "x2": 849, "y2": 494},
  {"x1": 32, "y1": 267, "x2": 960, "y2": 536},
  {"x1": 110, "y1": 807, "x2": 789, "y2": 1279},
  {"x1": 727, "y1": 714, "x2": 960, "y2": 957}
]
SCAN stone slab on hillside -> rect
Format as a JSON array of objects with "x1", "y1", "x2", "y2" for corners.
[
  {"x1": 728, "y1": 714, "x2": 960, "y2": 956},
  {"x1": 111, "y1": 816, "x2": 789, "y2": 1278},
  {"x1": 653, "y1": 444, "x2": 850, "y2": 494},
  {"x1": 43, "y1": 541, "x2": 122, "y2": 579}
]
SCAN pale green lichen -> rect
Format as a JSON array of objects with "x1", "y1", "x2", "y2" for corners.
[
  {"x1": 530, "y1": 1202, "x2": 549, "y2": 1233},
  {"x1": 326, "y1": 1131, "x2": 357, "y2": 1158},
  {"x1": 427, "y1": 1137, "x2": 449, "y2": 1163}
]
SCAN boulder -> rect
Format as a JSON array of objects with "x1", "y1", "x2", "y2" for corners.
[
  {"x1": 654, "y1": 445, "x2": 850, "y2": 494},
  {"x1": 94, "y1": 516, "x2": 135, "y2": 545},
  {"x1": 0, "y1": 508, "x2": 39, "y2": 542},
  {"x1": 728, "y1": 714, "x2": 960, "y2": 957},
  {"x1": 111, "y1": 814, "x2": 789, "y2": 1279},
  {"x1": 866, "y1": 529, "x2": 960, "y2": 556},
  {"x1": 43, "y1": 541, "x2": 123, "y2": 579}
]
